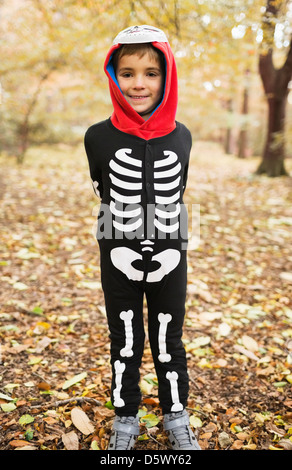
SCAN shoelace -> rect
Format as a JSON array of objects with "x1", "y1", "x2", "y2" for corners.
[
  {"x1": 115, "y1": 431, "x2": 133, "y2": 450},
  {"x1": 114, "y1": 416, "x2": 137, "y2": 450},
  {"x1": 171, "y1": 425, "x2": 192, "y2": 448}
]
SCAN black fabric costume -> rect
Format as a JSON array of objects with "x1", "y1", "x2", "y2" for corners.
[{"x1": 84, "y1": 26, "x2": 192, "y2": 416}]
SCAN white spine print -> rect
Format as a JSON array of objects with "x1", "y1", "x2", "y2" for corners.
[
  {"x1": 166, "y1": 371, "x2": 183, "y2": 412},
  {"x1": 120, "y1": 310, "x2": 134, "y2": 357},
  {"x1": 113, "y1": 360, "x2": 126, "y2": 407},
  {"x1": 158, "y1": 313, "x2": 172, "y2": 363}
]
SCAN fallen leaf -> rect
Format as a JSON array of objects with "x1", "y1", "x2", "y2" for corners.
[
  {"x1": 9, "y1": 440, "x2": 30, "y2": 447},
  {"x1": 231, "y1": 440, "x2": 244, "y2": 449},
  {"x1": 37, "y1": 382, "x2": 51, "y2": 391},
  {"x1": 62, "y1": 372, "x2": 87, "y2": 390},
  {"x1": 140, "y1": 413, "x2": 160, "y2": 428},
  {"x1": 143, "y1": 397, "x2": 160, "y2": 406},
  {"x1": 1, "y1": 402, "x2": 17, "y2": 412},
  {"x1": 15, "y1": 445, "x2": 37, "y2": 450},
  {"x1": 218, "y1": 431, "x2": 232, "y2": 448},
  {"x1": 218, "y1": 322, "x2": 231, "y2": 336},
  {"x1": 71, "y1": 407, "x2": 95, "y2": 435},
  {"x1": 19, "y1": 414, "x2": 35, "y2": 425},
  {"x1": 280, "y1": 272, "x2": 292, "y2": 283},
  {"x1": 62, "y1": 431, "x2": 79, "y2": 450},
  {"x1": 234, "y1": 344, "x2": 259, "y2": 360},
  {"x1": 242, "y1": 335, "x2": 259, "y2": 352},
  {"x1": 0, "y1": 392, "x2": 14, "y2": 401},
  {"x1": 189, "y1": 415, "x2": 203, "y2": 428},
  {"x1": 186, "y1": 336, "x2": 211, "y2": 350},
  {"x1": 277, "y1": 439, "x2": 292, "y2": 450}
]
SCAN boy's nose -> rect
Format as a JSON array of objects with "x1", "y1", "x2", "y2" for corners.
[{"x1": 133, "y1": 75, "x2": 145, "y2": 88}]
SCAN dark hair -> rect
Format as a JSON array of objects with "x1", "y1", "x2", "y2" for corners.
[{"x1": 112, "y1": 43, "x2": 165, "y2": 73}]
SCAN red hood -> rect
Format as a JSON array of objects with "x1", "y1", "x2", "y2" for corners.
[{"x1": 104, "y1": 41, "x2": 178, "y2": 140}]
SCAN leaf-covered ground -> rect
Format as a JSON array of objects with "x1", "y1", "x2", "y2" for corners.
[{"x1": 0, "y1": 143, "x2": 291, "y2": 451}]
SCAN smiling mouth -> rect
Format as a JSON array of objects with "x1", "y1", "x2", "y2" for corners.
[{"x1": 129, "y1": 95, "x2": 149, "y2": 100}]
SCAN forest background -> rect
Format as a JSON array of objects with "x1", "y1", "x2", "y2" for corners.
[
  {"x1": 1, "y1": 0, "x2": 292, "y2": 173},
  {"x1": 0, "y1": 0, "x2": 292, "y2": 452}
]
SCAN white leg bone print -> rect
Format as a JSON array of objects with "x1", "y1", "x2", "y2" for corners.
[
  {"x1": 113, "y1": 360, "x2": 126, "y2": 407},
  {"x1": 158, "y1": 313, "x2": 172, "y2": 363},
  {"x1": 120, "y1": 310, "x2": 134, "y2": 357},
  {"x1": 166, "y1": 371, "x2": 183, "y2": 412}
]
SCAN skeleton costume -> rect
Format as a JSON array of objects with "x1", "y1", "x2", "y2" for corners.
[{"x1": 84, "y1": 26, "x2": 192, "y2": 418}]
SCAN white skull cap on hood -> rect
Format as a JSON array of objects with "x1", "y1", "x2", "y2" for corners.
[{"x1": 113, "y1": 25, "x2": 168, "y2": 45}]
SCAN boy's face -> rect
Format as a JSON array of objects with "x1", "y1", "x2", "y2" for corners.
[{"x1": 116, "y1": 52, "x2": 164, "y2": 120}]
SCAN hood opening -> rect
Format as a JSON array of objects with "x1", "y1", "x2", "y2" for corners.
[
  {"x1": 103, "y1": 26, "x2": 178, "y2": 140},
  {"x1": 106, "y1": 48, "x2": 167, "y2": 121}
]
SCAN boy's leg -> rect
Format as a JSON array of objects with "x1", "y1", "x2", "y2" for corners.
[
  {"x1": 145, "y1": 250, "x2": 189, "y2": 415},
  {"x1": 99, "y1": 241, "x2": 145, "y2": 416},
  {"x1": 145, "y1": 252, "x2": 201, "y2": 449},
  {"x1": 102, "y1": 287, "x2": 145, "y2": 416}
]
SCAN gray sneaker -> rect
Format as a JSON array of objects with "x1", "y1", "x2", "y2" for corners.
[
  {"x1": 108, "y1": 415, "x2": 140, "y2": 450},
  {"x1": 164, "y1": 410, "x2": 201, "y2": 450}
]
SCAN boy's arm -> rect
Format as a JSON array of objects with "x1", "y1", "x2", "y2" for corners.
[
  {"x1": 182, "y1": 163, "x2": 189, "y2": 194},
  {"x1": 182, "y1": 127, "x2": 192, "y2": 193},
  {"x1": 84, "y1": 129, "x2": 104, "y2": 200}
]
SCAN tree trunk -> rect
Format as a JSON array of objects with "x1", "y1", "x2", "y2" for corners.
[
  {"x1": 238, "y1": 70, "x2": 249, "y2": 159},
  {"x1": 256, "y1": 0, "x2": 291, "y2": 177},
  {"x1": 256, "y1": 89, "x2": 288, "y2": 176},
  {"x1": 16, "y1": 69, "x2": 53, "y2": 164},
  {"x1": 225, "y1": 98, "x2": 233, "y2": 155}
]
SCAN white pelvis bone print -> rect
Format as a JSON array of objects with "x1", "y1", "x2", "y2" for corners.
[{"x1": 109, "y1": 148, "x2": 182, "y2": 282}]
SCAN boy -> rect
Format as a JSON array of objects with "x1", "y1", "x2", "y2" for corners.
[{"x1": 84, "y1": 25, "x2": 201, "y2": 451}]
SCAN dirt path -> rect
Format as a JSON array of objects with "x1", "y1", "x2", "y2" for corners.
[{"x1": 0, "y1": 143, "x2": 291, "y2": 450}]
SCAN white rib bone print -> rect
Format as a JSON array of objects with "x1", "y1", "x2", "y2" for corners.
[
  {"x1": 154, "y1": 150, "x2": 181, "y2": 234},
  {"x1": 109, "y1": 148, "x2": 143, "y2": 233},
  {"x1": 108, "y1": 148, "x2": 181, "y2": 235}
]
